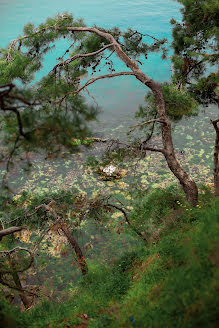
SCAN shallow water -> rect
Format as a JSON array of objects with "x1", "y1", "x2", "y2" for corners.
[
  {"x1": 1, "y1": 1, "x2": 218, "y2": 299},
  {"x1": 0, "y1": 0, "x2": 182, "y2": 129},
  {"x1": 0, "y1": 1, "x2": 218, "y2": 194}
]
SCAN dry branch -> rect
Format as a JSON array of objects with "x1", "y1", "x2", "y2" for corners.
[
  {"x1": 52, "y1": 43, "x2": 114, "y2": 72},
  {"x1": 0, "y1": 226, "x2": 27, "y2": 241},
  {"x1": 0, "y1": 246, "x2": 34, "y2": 274},
  {"x1": 129, "y1": 119, "x2": 166, "y2": 133},
  {"x1": 211, "y1": 118, "x2": 219, "y2": 196},
  {"x1": 55, "y1": 72, "x2": 135, "y2": 105}
]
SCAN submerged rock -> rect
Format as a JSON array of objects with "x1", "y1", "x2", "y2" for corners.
[{"x1": 99, "y1": 164, "x2": 127, "y2": 180}]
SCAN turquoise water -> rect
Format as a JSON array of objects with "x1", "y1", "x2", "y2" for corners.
[{"x1": 0, "y1": 0, "x2": 182, "y2": 131}]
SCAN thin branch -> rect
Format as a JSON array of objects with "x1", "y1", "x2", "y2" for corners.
[
  {"x1": 1, "y1": 135, "x2": 20, "y2": 194},
  {"x1": 125, "y1": 30, "x2": 160, "y2": 42},
  {"x1": 142, "y1": 146, "x2": 165, "y2": 154},
  {"x1": 129, "y1": 118, "x2": 166, "y2": 133},
  {"x1": 0, "y1": 247, "x2": 34, "y2": 274},
  {"x1": 9, "y1": 94, "x2": 40, "y2": 106},
  {"x1": 75, "y1": 72, "x2": 135, "y2": 95},
  {"x1": 141, "y1": 113, "x2": 158, "y2": 145},
  {"x1": 52, "y1": 43, "x2": 114, "y2": 72},
  {"x1": 105, "y1": 49, "x2": 115, "y2": 60},
  {"x1": 0, "y1": 278, "x2": 40, "y2": 298},
  {"x1": 55, "y1": 72, "x2": 135, "y2": 105},
  {"x1": 2, "y1": 106, "x2": 27, "y2": 138},
  {"x1": 0, "y1": 226, "x2": 27, "y2": 241},
  {"x1": 105, "y1": 203, "x2": 147, "y2": 242}
]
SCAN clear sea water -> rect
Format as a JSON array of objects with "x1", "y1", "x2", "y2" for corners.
[
  {"x1": 0, "y1": 0, "x2": 182, "y2": 133},
  {"x1": 0, "y1": 2, "x2": 218, "y2": 297},
  {"x1": 1, "y1": 0, "x2": 217, "y2": 195}
]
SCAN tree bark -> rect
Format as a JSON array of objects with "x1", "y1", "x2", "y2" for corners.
[
  {"x1": 211, "y1": 118, "x2": 219, "y2": 196},
  {"x1": 38, "y1": 202, "x2": 88, "y2": 276},
  {"x1": 65, "y1": 27, "x2": 198, "y2": 206},
  {"x1": 0, "y1": 226, "x2": 27, "y2": 241},
  {"x1": 147, "y1": 81, "x2": 198, "y2": 206},
  {"x1": 59, "y1": 223, "x2": 88, "y2": 276},
  {"x1": 11, "y1": 271, "x2": 32, "y2": 309},
  {"x1": 8, "y1": 254, "x2": 32, "y2": 309}
]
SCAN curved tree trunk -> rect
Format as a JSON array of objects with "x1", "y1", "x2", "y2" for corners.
[
  {"x1": 39, "y1": 202, "x2": 88, "y2": 276},
  {"x1": 8, "y1": 254, "x2": 32, "y2": 309},
  {"x1": 211, "y1": 118, "x2": 219, "y2": 197},
  {"x1": 148, "y1": 81, "x2": 198, "y2": 206},
  {"x1": 59, "y1": 223, "x2": 88, "y2": 276},
  {"x1": 65, "y1": 27, "x2": 199, "y2": 205}
]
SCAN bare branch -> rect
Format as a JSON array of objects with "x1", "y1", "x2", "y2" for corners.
[
  {"x1": 104, "y1": 203, "x2": 147, "y2": 242},
  {"x1": 141, "y1": 113, "x2": 158, "y2": 145},
  {"x1": 76, "y1": 72, "x2": 135, "y2": 94},
  {"x1": 0, "y1": 279, "x2": 40, "y2": 298},
  {"x1": 0, "y1": 226, "x2": 27, "y2": 241},
  {"x1": 142, "y1": 146, "x2": 165, "y2": 154},
  {"x1": 0, "y1": 247, "x2": 34, "y2": 274},
  {"x1": 56, "y1": 72, "x2": 135, "y2": 105},
  {"x1": 66, "y1": 27, "x2": 151, "y2": 85},
  {"x1": 33, "y1": 201, "x2": 88, "y2": 275},
  {"x1": 52, "y1": 43, "x2": 114, "y2": 72},
  {"x1": 129, "y1": 118, "x2": 166, "y2": 133},
  {"x1": 2, "y1": 106, "x2": 27, "y2": 138},
  {"x1": 125, "y1": 30, "x2": 160, "y2": 42}
]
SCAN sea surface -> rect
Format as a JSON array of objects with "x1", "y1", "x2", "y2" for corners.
[
  {"x1": 0, "y1": 0, "x2": 182, "y2": 132},
  {"x1": 0, "y1": 1, "x2": 217, "y2": 194},
  {"x1": 0, "y1": 1, "x2": 217, "y2": 292}
]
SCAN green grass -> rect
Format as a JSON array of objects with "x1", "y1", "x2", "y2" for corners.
[{"x1": 1, "y1": 187, "x2": 219, "y2": 327}]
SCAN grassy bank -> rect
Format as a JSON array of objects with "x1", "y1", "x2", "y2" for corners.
[{"x1": 1, "y1": 186, "x2": 219, "y2": 327}]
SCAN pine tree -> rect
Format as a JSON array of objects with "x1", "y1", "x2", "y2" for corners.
[
  {"x1": 171, "y1": 0, "x2": 219, "y2": 195},
  {"x1": 0, "y1": 12, "x2": 199, "y2": 205}
]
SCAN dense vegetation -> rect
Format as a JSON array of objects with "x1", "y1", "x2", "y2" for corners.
[
  {"x1": 0, "y1": 0, "x2": 218, "y2": 327},
  {"x1": 1, "y1": 186, "x2": 219, "y2": 327}
]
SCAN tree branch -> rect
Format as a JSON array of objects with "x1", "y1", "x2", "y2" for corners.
[
  {"x1": 34, "y1": 201, "x2": 88, "y2": 275},
  {"x1": 129, "y1": 118, "x2": 166, "y2": 133},
  {"x1": 142, "y1": 146, "x2": 165, "y2": 154},
  {"x1": 0, "y1": 278, "x2": 40, "y2": 298},
  {"x1": 0, "y1": 247, "x2": 34, "y2": 274},
  {"x1": 2, "y1": 106, "x2": 27, "y2": 138},
  {"x1": 66, "y1": 27, "x2": 151, "y2": 85},
  {"x1": 0, "y1": 226, "x2": 27, "y2": 241},
  {"x1": 56, "y1": 72, "x2": 135, "y2": 105},
  {"x1": 52, "y1": 43, "x2": 114, "y2": 72},
  {"x1": 76, "y1": 72, "x2": 135, "y2": 94},
  {"x1": 105, "y1": 203, "x2": 147, "y2": 242}
]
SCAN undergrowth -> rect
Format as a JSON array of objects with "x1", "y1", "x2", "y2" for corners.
[{"x1": 1, "y1": 186, "x2": 219, "y2": 327}]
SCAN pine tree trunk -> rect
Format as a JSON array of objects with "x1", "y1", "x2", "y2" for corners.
[
  {"x1": 11, "y1": 271, "x2": 32, "y2": 309},
  {"x1": 8, "y1": 254, "x2": 32, "y2": 309},
  {"x1": 148, "y1": 81, "x2": 198, "y2": 206},
  {"x1": 59, "y1": 223, "x2": 88, "y2": 276},
  {"x1": 42, "y1": 203, "x2": 88, "y2": 276},
  {"x1": 211, "y1": 118, "x2": 219, "y2": 196},
  {"x1": 67, "y1": 27, "x2": 199, "y2": 206}
]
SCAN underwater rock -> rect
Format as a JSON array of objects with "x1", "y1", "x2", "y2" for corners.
[{"x1": 99, "y1": 164, "x2": 127, "y2": 180}]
